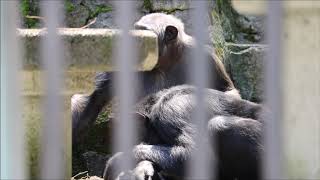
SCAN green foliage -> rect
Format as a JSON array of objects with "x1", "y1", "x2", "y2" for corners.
[
  {"x1": 210, "y1": 9, "x2": 228, "y2": 61},
  {"x1": 142, "y1": 0, "x2": 188, "y2": 14},
  {"x1": 89, "y1": 5, "x2": 113, "y2": 19},
  {"x1": 215, "y1": 0, "x2": 238, "y2": 42},
  {"x1": 65, "y1": 0, "x2": 76, "y2": 13},
  {"x1": 20, "y1": 0, "x2": 113, "y2": 28},
  {"x1": 21, "y1": 0, "x2": 30, "y2": 16},
  {"x1": 20, "y1": 0, "x2": 39, "y2": 28},
  {"x1": 161, "y1": 7, "x2": 185, "y2": 14},
  {"x1": 143, "y1": 0, "x2": 153, "y2": 12}
]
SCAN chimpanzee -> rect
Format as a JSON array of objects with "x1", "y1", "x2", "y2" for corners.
[
  {"x1": 71, "y1": 13, "x2": 240, "y2": 141},
  {"x1": 103, "y1": 85, "x2": 265, "y2": 180}
]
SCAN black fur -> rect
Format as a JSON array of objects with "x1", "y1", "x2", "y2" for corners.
[
  {"x1": 71, "y1": 13, "x2": 240, "y2": 141},
  {"x1": 104, "y1": 85, "x2": 264, "y2": 180}
]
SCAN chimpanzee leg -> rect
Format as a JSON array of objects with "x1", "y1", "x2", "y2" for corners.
[{"x1": 208, "y1": 115, "x2": 262, "y2": 180}]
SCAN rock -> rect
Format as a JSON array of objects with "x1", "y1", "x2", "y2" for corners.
[
  {"x1": 86, "y1": 6, "x2": 143, "y2": 29},
  {"x1": 171, "y1": 9, "x2": 212, "y2": 37},
  {"x1": 225, "y1": 43, "x2": 267, "y2": 102},
  {"x1": 66, "y1": 5, "x2": 90, "y2": 28},
  {"x1": 82, "y1": 0, "x2": 113, "y2": 12},
  {"x1": 235, "y1": 15, "x2": 265, "y2": 43},
  {"x1": 82, "y1": 151, "x2": 111, "y2": 176},
  {"x1": 149, "y1": 0, "x2": 215, "y2": 12},
  {"x1": 88, "y1": 12, "x2": 116, "y2": 28},
  {"x1": 150, "y1": 0, "x2": 189, "y2": 12},
  {"x1": 142, "y1": 0, "x2": 214, "y2": 35},
  {"x1": 214, "y1": 0, "x2": 265, "y2": 43},
  {"x1": 69, "y1": 0, "x2": 82, "y2": 6}
]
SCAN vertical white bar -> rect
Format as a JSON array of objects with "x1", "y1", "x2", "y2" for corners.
[
  {"x1": 0, "y1": 1, "x2": 26, "y2": 179},
  {"x1": 264, "y1": 1, "x2": 283, "y2": 179},
  {"x1": 40, "y1": 1, "x2": 66, "y2": 179},
  {"x1": 187, "y1": 1, "x2": 213, "y2": 179},
  {"x1": 113, "y1": 1, "x2": 137, "y2": 171}
]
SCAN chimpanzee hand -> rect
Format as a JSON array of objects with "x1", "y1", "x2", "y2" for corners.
[
  {"x1": 133, "y1": 160, "x2": 155, "y2": 180},
  {"x1": 104, "y1": 152, "x2": 161, "y2": 180},
  {"x1": 103, "y1": 152, "x2": 129, "y2": 180}
]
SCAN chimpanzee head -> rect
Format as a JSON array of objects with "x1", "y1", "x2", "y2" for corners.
[{"x1": 134, "y1": 13, "x2": 193, "y2": 69}]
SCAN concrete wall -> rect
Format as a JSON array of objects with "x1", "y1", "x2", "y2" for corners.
[
  {"x1": 233, "y1": 1, "x2": 320, "y2": 178},
  {"x1": 20, "y1": 29, "x2": 158, "y2": 95},
  {"x1": 282, "y1": 2, "x2": 320, "y2": 178}
]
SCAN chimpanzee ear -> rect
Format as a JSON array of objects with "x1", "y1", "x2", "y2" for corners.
[{"x1": 164, "y1": 25, "x2": 178, "y2": 43}]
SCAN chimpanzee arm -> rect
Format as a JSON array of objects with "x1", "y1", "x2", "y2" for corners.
[
  {"x1": 208, "y1": 115, "x2": 262, "y2": 180},
  {"x1": 206, "y1": 89, "x2": 266, "y2": 121},
  {"x1": 226, "y1": 98, "x2": 266, "y2": 121},
  {"x1": 104, "y1": 131, "x2": 192, "y2": 179},
  {"x1": 72, "y1": 71, "x2": 159, "y2": 142},
  {"x1": 71, "y1": 72, "x2": 113, "y2": 141}
]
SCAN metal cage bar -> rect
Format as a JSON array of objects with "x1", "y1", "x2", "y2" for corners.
[
  {"x1": 187, "y1": 1, "x2": 213, "y2": 179},
  {"x1": 112, "y1": 1, "x2": 138, "y2": 171},
  {"x1": 0, "y1": 1, "x2": 26, "y2": 179},
  {"x1": 264, "y1": 1, "x2": 283, "y2": 179},
  {"x1": 40, "y1": 1, "x2": 66, "y2": 178}
]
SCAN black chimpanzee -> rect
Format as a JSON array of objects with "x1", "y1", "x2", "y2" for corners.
[
  {"x1": 103, "y1": 85, "x2": 265, "y2": 180},
  {"x1": 71, "y1": 13, "x2": 241, "y2": 142}
]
